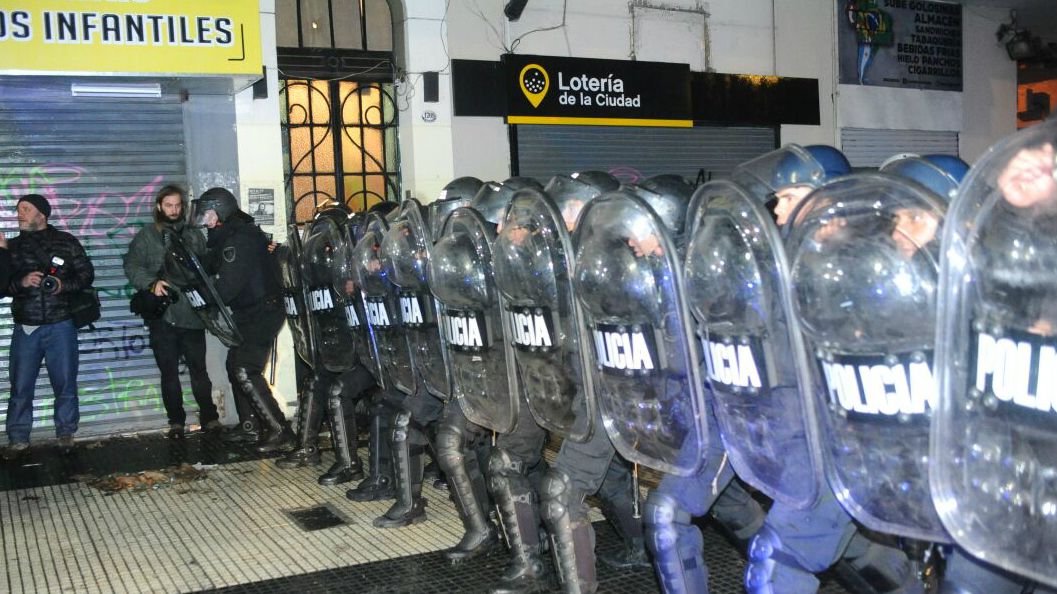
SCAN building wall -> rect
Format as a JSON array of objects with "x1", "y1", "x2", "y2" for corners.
[
  {"x1": 229, "y1": 0, "x2": 298, "y2": 414},
  {"x1": 385, "y1": 0, "x2": 1019, "y2": 203}
]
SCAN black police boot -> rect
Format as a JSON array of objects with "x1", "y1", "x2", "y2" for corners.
[
  {"x1": 541, "y1": 468, "x2": 598, "y2": 594},
  {"x1": 597, "y1": 494, "x2": 649, "y2": 570},
  {"x1": 488, "y1": 448, "x2": 551, "y2": 594},
  {"x1": 236, "y1": 369, "x2": 295, "y2": 453},
  {"x1": 347, "y1": 402, "x2": 394, "y2": 502},
  {"x1": 438, "y1": 412, "x2": 498, "y2": 564},
  {"x1": 222, "y1": 388, "x2": 260, "y2": 443},
  {"x1": 276, "y1": 376, "x2": 325, "y2": 469},
  {"x1": 373, "y1": 411, "x2": 427, "y2": 528},
  {"x1": 319, "y1": 387, "x2": 365, "y2": 486}
]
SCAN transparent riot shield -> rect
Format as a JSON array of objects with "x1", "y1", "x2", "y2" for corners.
[
  {"x1": 431, "y1": 207, "x2": 519, "y2": 433},
  {"x1": 302, "y1": 216, "x2": 358, "y2": 374},
  {"x1": 275, "y1": 224, "x2": 316, "y2": 367},
  {"x1": 573, "y1": 190, "x2": 708, "y2": 476},
  {"x1": 353, "y1": 213, "x2": 416, "y2": 395},
  {"x1": 163, "y1": 233, "x2": 242, "y2": 348},
  {"x1": 682, "y1": 180, "x2": 823, "y2": 507},
  {"x1": 381, "y1": 199, "x2": 452, "y2": 400},
  {"x1": 331, "y1": 219, "x2": 381, "y2": 382},
  {"x1": 784, "y1": 174, "x2": 948, "y2": 540},
  {"x1": 493, "y1": 189, "x2": 596, "y2": 442},
  {"x1": 933, "y1": 120, "x2": 1057, "y2": 586}
]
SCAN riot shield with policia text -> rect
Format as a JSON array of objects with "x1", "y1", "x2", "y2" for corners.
[
  {"x1": 572, "y1": 187, "x2": 708, "y2": 476},
  {"x1": 381, "y1": 199, "x2": 452, "y2": 400},
  {"x1": 353, "y1": 211, "x2": 416, "y2": 394},
  {"x1": 683, "y1": 179, "x2": 824, "y2": 508},
  {"x1": 785, "y1": 172, "x2": 949, "y2": 540},
  {"x1": 492, "y1": 172, "x2": 618, "y2": 442},
  {"x1": 933, "y1": 119, "x2": 1057, "y2": 587},
  {"x1": 431, "y1": 206, "x2": 519, "y2": 433},
  {"x1": 163, "y1": 232, "x2": 243, "y2": 348},
  {"x1": 302, "y1": 207, "x2": 359, "y2": 374}
]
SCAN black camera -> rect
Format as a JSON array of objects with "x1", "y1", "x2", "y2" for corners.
[
  {"x1": 41, "y1": 256, "x2": 63, "y2": 293},
  {"x1": 130, "y1": 286, "x2": 179, "y2": 320}
]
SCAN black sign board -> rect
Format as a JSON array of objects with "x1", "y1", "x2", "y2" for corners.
[{"x1": 503, "y1": 54, "x2": 692, "y2": 128}]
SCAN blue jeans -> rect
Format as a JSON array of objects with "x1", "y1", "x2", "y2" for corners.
[{"x1": 6, "y1": 320, "x2": 79, "y2": 443}]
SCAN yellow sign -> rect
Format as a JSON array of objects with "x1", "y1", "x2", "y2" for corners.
[
  {"x1": 0, "y1": 0, "x2": 261, "y2": 76},
  {"x1": 519, "y1": 64, "x2": 549, "y2": 108}
]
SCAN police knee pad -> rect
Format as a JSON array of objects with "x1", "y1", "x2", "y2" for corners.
[
  {"x1": 487, "y1": 446, "x2": 524, "y2": 478},
  {"x1": 233, "y1": 367, "x2": 255, "y2": 392},
  {"x1": 327, "y1": 378, "x2": 345, "y2": 401},
  {"x1": 436, "y1": 416, "x2": 465, "y2": 464},
  {"x1": 644, "y1": 491, "x2": 691, "y2": 549},
  {"x1": 745, "y1": 524, "x2": 783, "y2": 594},
  {"x1": 540, "y1": 468, "x2": 585, "y2": 526},
  {"x1": 392, "y1": 410, "x2": 412, "y2": 444}
]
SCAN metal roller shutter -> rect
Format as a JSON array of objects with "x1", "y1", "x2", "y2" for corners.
[
  {"x1": 515, "y1": 125, "x2": 777, "y2": 183},
  {"x1": 0, "y1": 78, "x2": 190, "y2": 439},
  {"x1": 841, "y1": 128, "x2": 960, "y2": 169}
]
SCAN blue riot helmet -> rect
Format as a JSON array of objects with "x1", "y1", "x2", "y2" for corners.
[
  {"x1": 429, "y1": 176, "x2": 483, "y2": 241},
  {"x1": 881, "y1": 154, "x2": 969, "y2": 202},
  {"x1": 734, "y1": 144, "x2": 851, "y2": 225},
  {"x1": 471, "y1": 176, "x2": 544, "y2": 226},
  {"x1": 544, "y1": 170, "x2": 620, "y2": 231}
]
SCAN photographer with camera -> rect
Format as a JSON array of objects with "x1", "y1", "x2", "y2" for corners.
[
  {"x1": 3, "y1": 194, "x2": 94, "y2": 459},
  {"x1": 124, "y1": 185, "x2": 220, "y2": 439}
]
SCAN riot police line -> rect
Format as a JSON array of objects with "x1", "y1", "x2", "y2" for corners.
[{"x1": 160, "y1": 119, "x2": 1057, "y2": 594}]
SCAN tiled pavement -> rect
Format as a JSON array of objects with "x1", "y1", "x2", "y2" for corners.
[{"x1": 0, "y1": 432, "x2": 854, "y2": 593}]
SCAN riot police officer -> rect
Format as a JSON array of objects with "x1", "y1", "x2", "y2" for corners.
[
  {"x1": 431, "y1": 177, "x2": 542, "y2": 564},
  {"x1": 372, "y1": 177, "x2": 483, "y2": 528},
  {"x1": 723, "y1": 146, "x2": 922, "y2": 594},
  {"x1": 491, "y1": 170, "x2": 640, "y2": 594},
  {"x1": 192, "y1": 187, "x2": 293, "y2": 452},
  {"x1": 565, "y1": 175, "x2": 767, "y2": 594},
  {"x1": 277, "y1": 205, "x2": 379, "y2": 486}
]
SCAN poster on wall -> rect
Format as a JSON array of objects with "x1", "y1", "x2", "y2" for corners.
[
  {"x1": 248, "y1": 188, "x2": 275, "y2": 226},
  {"x1": 837, "y1": 0, "x2": 962, "y2": 92}
]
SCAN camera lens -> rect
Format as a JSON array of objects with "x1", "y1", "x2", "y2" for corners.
[{"x1": 41, "y1": 275, "x2": 58, "y2": 293}]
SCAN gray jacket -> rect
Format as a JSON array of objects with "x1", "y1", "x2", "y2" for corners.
[{"x1": 123, "y1": 221, "x2": 207, "y2": 330}]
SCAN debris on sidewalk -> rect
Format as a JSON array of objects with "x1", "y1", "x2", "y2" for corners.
[{"x1": 72, "y1": 463, "x2": 210, "y2": 493}]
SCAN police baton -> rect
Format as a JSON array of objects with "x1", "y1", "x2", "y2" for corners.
[{"x1": 269, "y1": 336, "x2": 278, "y2": 385}]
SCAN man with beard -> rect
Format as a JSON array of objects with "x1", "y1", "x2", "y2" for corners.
[{"x1": 124, "y1": 185, "x2": 220, "y2": 438}]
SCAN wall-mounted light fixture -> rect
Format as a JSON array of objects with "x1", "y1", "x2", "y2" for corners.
[
  {"x1": 70, "y1": 82, "x2": 162, "y2": 98},
  {"x1": 504, "y1": 0, "x2": 528, "y2": 21}
]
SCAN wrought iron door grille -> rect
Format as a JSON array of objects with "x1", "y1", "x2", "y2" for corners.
[{"x1": 281, "y1": 78, "x2": 399, "y2": 223}]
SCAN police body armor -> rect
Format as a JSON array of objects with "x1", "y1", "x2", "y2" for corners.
[
  {"x1": 785, "y1": 173, "x2": 948, "y2": 540},
  {"x1": 933, "y1": 120, "x2": 1057, "y2": 586},
  {"x1": 381, "y1": 199, "x2": 452, "y2": 400},
  {"x1": 683, "y1": 179, "x2": 824, "y2": 508},
  {"x1": 276, "y1": 225, "x2": 317, "y2": 366},
  {"x1": 301, "y1": 211, "x2": 359, "y2": 374},
  {"x1": 572, "y1": 189, "x2": 709, "y2": 475},
  {"x1": 431, "y1": 206, "x2": 519, "y2": 433},
  {"x1": 493, "y1": 188, "x2": 598, "y2": 442},
  {"x1": 163, "y1": 232, "x2": 242, "y2": 347},
  {"x1": 352, "y1": 211, "x2": 416, "y2": 394}
]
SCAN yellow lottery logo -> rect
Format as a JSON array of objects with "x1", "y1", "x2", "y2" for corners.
[{"x1": 520, "y1": 64, "x2": 549, "y2": 108}]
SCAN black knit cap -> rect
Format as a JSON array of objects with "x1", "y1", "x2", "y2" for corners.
[{"x1": 18, "y1": 194, "x2": 51, "y2": 219}]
